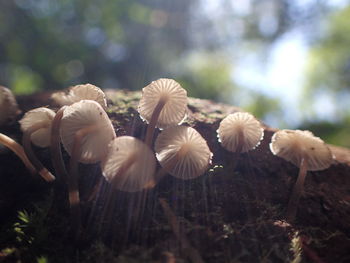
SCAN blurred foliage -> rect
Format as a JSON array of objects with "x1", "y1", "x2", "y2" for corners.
[
  {"x1": 173, "y1": 52, "x2": 235, "y2": 103},
  {"x1": 0, "y1": 0, "x2": 194, "y2": 93},
  {"x1": 300, "y1": 119, "x2": 350, "y2": 148},
  {"x1": 303, "y1": 5, "x2": 350, "y2": 146},
  {"x1": 305, "y1": 6, "x2": 350, "y2": 97}
]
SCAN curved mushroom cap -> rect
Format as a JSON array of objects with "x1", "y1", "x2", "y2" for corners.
[
  {"x1": 270, "y1": 129, "x2": 333, "y2": 171},
  {"x1": 138, "y1": 78, "x2": 188, "y2": 129},
  {"x1": 102, "y1": 136, "x2": 156, "y2": 192},
  {"x1": 217, "y1": 112, "x2": 264, "y2": 153},
  {"x1": 155, "y1": 126, "x2": 212, "y2": 180},
  {"x1": 0, "y1": 86, "x2": 20, "y2": 126},
  {"x1": 51, "y1": 84, "x2": 107, "y2": 109},
  {"x1": 19, "y1": 107, "x2": 56, "y2": 147},
  {"x1": 60, "y1": 100, "x2": 116, "y2": 164}
]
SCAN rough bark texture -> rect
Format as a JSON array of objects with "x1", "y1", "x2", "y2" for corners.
[{"x1": 1, "y1": 90, "x2": 350, "y2": 263}]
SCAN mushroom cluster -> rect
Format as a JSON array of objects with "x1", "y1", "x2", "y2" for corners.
[
  {"x1": 0, "y1": 79, "x2": 215, "y2": 238},
  {"x1": 0, "y1": 78, "x2": 336, "y2": 238}
]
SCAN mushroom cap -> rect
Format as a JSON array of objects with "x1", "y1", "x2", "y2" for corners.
[
  {"x1": 51, "y1": 84, "x2": 107, "y2": 109},
  {"x1": 102, "y1": 136, "x2": 156, "y2": 192},
  {"x1": 138, "y1": 78, "x2": 188, "y2": 129},
  {"x1": 155, "y1": 126, "x2": 212, "y2": 180},
  {"x1": 19, "y1": 107, "x2": 56, "y2": 147},
  {"x1": 217, "y1": 112, "x2": 264, "y2": 153},
  {"x1": 270, "y1": 129, "x2": 333, "y2": 171},
  {"x1": 60, "y1": 100, "x2": 116, "y2": 164},
  {"x1": 0, "y1": 86, "x2": 20, "y2": 126}
]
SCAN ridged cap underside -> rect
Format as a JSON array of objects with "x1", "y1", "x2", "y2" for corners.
[
  {"x1": 138, "y1": 78, "x2": 187, "y2": 129},
  {"x1": 217, "y1": 112, "x2": 264, "y2": 153},
  {"x1": 155, "y1": 126, "x2": 212, "y2": 180}
]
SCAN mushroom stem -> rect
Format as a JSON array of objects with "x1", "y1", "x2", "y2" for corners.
[
  {"x1": 159, "y1": 198, "x2": 204, "y2": 263},
  {"x1": 68, "y1": 124, "x2": 99, "y2": 235},
  {"x1": 286, "y1": 157, "x2": 309, "y2": 222},
  {"x1": 50, "y1": 107, "x2": 67, "y2": 180},
  {"x1": 0, "y1": 133, "x2": 36, "y2": 174},
  {"x1": 22, "y1": 121, "x2": 55, "y2": 182},
  {"x1": 145, "y1": 98, "x2": 167, "y2": 147}
]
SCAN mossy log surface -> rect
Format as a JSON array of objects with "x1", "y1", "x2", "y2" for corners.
[{"x1": 1, "y1": 90, "x2": 350, "y2": 263}]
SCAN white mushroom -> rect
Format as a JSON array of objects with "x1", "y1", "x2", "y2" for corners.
[
  {"x1": 60, "y1": 100, "x2": 116, "y2": 164},
  {"x1": 51, "y1": 83, "x2": 107, "y2": 109},
  {"x1": 155, "y1": 126, "x2": 212, "y2": 180},
  {"x1": 270, "y1": 129, "x2": 333, "y2": 222},
  {"x1": 51, "y1": 100, "x2": 116, "y2": 235},
  {"x1": 20, "y1": 107, "x2": 55, "y2": 147},
  {"x1": 19, "y1": 107, "x2": 56, "y2": 182},
  {"x1": 102, "y1": 136, "x2": 156, "y2": 192},
  {"x1": 138, "y1": 78, "x2": 188, "y2": 146},
  {"x1": 217, "y1": 112, "x2": 264, "y2": 153}
]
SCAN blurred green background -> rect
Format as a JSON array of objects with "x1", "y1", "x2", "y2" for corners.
[{"x1": 1, "y1": 0, "x2": 349, "y2": 147}]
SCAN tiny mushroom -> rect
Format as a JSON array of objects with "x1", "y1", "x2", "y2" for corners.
[
  {"x1": 19, "y1": 107, "x2": 56, "y2": 182},
  {"x1": 100, "y1": 136, "x2": 156, "y2": 226},
  {"x1": 217, "y1": 112, "x2": 264, "y2": 153},
  {"x1": 155, "y1": 126, "x2": 212, "y2": 180},
  {"x1": 51, "y1": 83, "x2": 107, "y2": 109},
  {"x1": 53, "y1": 100, "x2": 116, "y2": 233},
  {"x1": 0, "y1": 86, "x2": 20, "y2": 126},
  {"x1": 270, "y1": 129, "x2": 333, "y2": 222},
  {"x1": 102, "y1": 136, "x2": 156, "y2": 192},
  {"x1": 138, "y1": 78, "x2": 188, "y2": 146}
]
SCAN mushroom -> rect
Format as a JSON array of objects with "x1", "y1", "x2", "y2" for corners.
[
  {"x1": 54, "y1": 100, "x2": 116, "y2": 234},
  {"x1": 51, "y1": 83, "x2": 107, "y2": 109},
  {"x1": 102, "y1": 136, "x2": 156, "y2": 192},
  {"x1": 138, "y1": 78, "x2": 188, "y2": 146},
  {"x1": 19, "y1": 107, "x2": 56, "y2": 182},
  {"x1": 0, "y1": 133, "x2": 36, "y2": 174},
  {"x1": 100, "y1": 136, "x2": 156, "y2": 227},
  {"x1": 155, "y1": 126, "x2": 212, "y2": 181},
  {"x1": 269, "y1": 129, "x2": 333, "y2": 222},
  {"x1": 0, "y1": 86, "x2": 20, "y2": 126},
  {"x1": 217, "y1": 112, "x2": 264, "y2": 154}
]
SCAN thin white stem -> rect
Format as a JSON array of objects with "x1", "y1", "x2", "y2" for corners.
[
  {"x1": 22, "y1": 121, "x2": 55, "y2": 182},
  {"x1": 286, "y1": 157, "x2": 309, "y2": 222},
  {"x1": 145, "y1": 99, "x2": 167, "y2": 147},
  {"x1": 50, "y1": 107, "x2": 67, "y2": 181},
  {"x1": 0, "y1": 133, "x2": 36, "y2": 174}
]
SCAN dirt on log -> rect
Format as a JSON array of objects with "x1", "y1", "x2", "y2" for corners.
[{"x1": 0, "y1": 89, "x2": 350, "y2": 263}]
